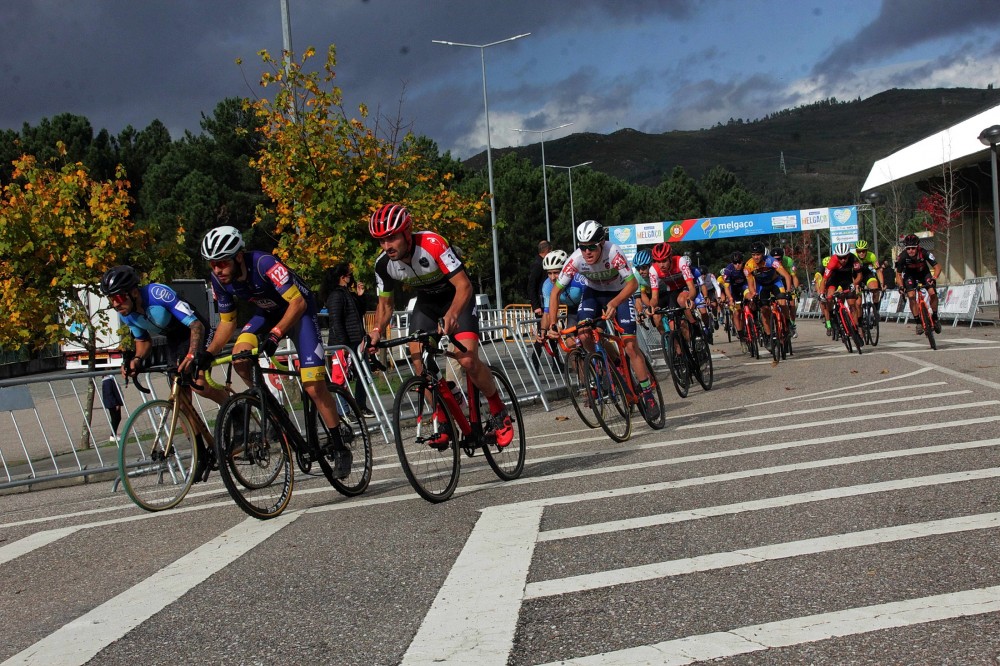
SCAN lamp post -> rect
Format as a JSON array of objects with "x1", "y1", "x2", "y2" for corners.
[
  {"x1": 548, "y1": 161, "x2": 592, "y2": 241},
  {"x1": 433, "y1": 32, "x2": 531, "y2": 310},
  {"x1": 864, "y1": 190, "x2": 883, "y2": 260},
  {"x1": 510, "y1": 122, "x2": 573, "y2": 242},
  {"x1": 980, "y1": 126, "x2": 1000, "y2": 280}
]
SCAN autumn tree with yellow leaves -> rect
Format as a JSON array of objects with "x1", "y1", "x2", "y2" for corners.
[{"x1": 246, "y1": 45, "x2": 488, "y2": 290}]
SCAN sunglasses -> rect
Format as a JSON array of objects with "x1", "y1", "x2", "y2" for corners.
[
  {"x1": 546, "y1": 270, "x2": 561, "y2": 275},
  {"x1": 578, "y1": 244, "x2": 600, "y2": 252},
  {"x1": 210, "y1": 259, "x2": 232, "y2": 269},
  {"x1": 109, "y1": 293, "x2": 129, "y2": 306}
]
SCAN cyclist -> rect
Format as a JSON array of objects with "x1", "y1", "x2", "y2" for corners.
[
  {"x1": 814, "y1": 256, "x2": 832, "y2": 333},
  {"x1": 648, "y1": 241, "x2": 697, "y2": 337},
  {"x1": 770, "y1": 247, "x2": 800, "y2": 337},
  {"x1": 853, "y1": 240, "x2": 885, "y2": 306},
  {"x1": 100, "y1": 265, "x2": 222, "y2": 480},
  {"x1": 199, "y1": 225, "x2": 352, "y2": 478},
  {"x1": 822, "y1": 242, "x2": 863, "y2": 334},
  {"x1": 543, "y1": 220, "x2": 659, "y2": 420},
  {"x1": 895, "y1": 233, "x2": 943, "y2": 335},
  {"x1": 631, "y1": 249, "x2": 654, "y2": 322},
  {"x1": 720, "y1": 252, "x2": 750, "y2": 339},
  {"x1": 366, "y1": 203, "x2": 514, "y2": 447},
  {"x1": 744, "y1": 241, "x2": 793, "y2": 348},
  {"x1": 700, "y1": 266, "x2": 724, "y2": 328},
  {"x1": 542, "y1": 249, "x2": 584, "y2": 327}
]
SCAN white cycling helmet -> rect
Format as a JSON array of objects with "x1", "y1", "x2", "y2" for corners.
[
  {"x1": 542, "y1": 249, "x2": 568, "y2": 271},
  {"x1": 201, "y1": 225, "x2": 245, "y2": 260},
  {"x1": 576, "y1": 220, "x2": 605, "y2": 244},
  {"x1": 833, "y1": 242, "x2": 854, "y2": 257}
]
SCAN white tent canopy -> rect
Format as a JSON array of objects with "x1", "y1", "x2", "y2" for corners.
[{"x1": 862, "y1": 102, "x2": 1000, "y2": 193}]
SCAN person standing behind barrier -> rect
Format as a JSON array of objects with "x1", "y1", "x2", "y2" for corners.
[
  {"x1": 366, "y1": 203, "x2": 514, "y2": 448},
  {"x1": 101, "y1": 374, "x2": 123, "y2": 444},
  {"x1": 527, "y1": 240, "x2": 551, "y2": 372},
  {"x1": 323, "y1": 263, "x2": 376, "y2": 419}
]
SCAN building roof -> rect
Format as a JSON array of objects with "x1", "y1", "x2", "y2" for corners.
[{"x1": 862, "y1": 102, "x2": 1000, "y2": 194}]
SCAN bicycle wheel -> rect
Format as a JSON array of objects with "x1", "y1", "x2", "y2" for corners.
[
  {"x1": 479, "y1": 367, "x2": 526, "y2": 480},
  {"x1": 585, "y1": 352, "x2": 632, "y2": 442},
  {"x1": 562, "y1": 347, "x2": 598, "y2": 429},
  {"x1": 663, "y1": 330, "x2": 690, "y2": 398},
  {"x1": 214, "y1": 393, "x2": 293, "y2": 520},
  {"x1": 118, "y1": 399, "x2": 198, "y2": 512},
  {"x1": 921, "y1": 306, "x2": 937, "y2": 350},
  {"x1": 316, "y1": 385, "x2": 372, "y2": 497},
  {"x1": 692, "y1": 335, "x2": 714, "y2": 391},
  {"x1": 868, "y1": 304, "x2": 881, "y2": 346},
  {"x1": 392, "y1": 376, "x2": 460, "y2": 502},
  {"x1": 767, "y1": 310, "x2": 780, "y2": 363},
  {"x1": 629, "y1": 351, "x2": 665, "y2": 429},
  {"x1": 725, "y1": 309, "x2": 733, "y2": 343},
  {"x1": 745, "y1": 316, "x2": 760, "y2": 359}
]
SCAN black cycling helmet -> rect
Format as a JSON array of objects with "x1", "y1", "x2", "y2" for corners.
[
  {"x1": 770, "y1": 247, "x2": 785, "y2": 259},
  {"x1": 100, "y1": 265, "x2": 140, "y2": 296},
  {"x1": 730, "y1": 251, "x2": 743, "y2": 263},
  {"x1": 902, "y1": 233, "x2": 920, "y2": 248},
  {"x1": 749, "y1": 241, "x2": 766, "y2": 255}
]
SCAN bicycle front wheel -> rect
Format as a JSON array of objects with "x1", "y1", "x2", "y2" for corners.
[
  {"x1": 868, "y1": 305, "x2": 881, "y2": 346},
  {"x1": 479, "y1": 366, "x2": 526, "y2": 481},
  {"x1": 663, "y1": 330, "x2": 690, "y2": 399},
  {"x1": 214, "y1": 393, "x2": 293, "y2": 520},
  {"x1": 585, "y1": 353, "x2": 632, "y2": 442},
  {"x1": 393, "y1": 376, "x2": 460, "y2": 502},
  {"x1": 321, "y1": 384, "x2": 373, "y2": 497},
  {"x1": 563, "y1": 347, "x2": 598, "y2": 429},
  {"x1": 692, "y1": 335, "x2": 714, "y2": 391},
  {"x1": 118, "y1": 399, "x2": 198, "y2": 512}
]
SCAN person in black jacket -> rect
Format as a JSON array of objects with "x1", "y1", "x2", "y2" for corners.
[
  {"x1": 323, "y1": 263, "x2": 376, "y2": 419},
  {"x1": 527, "y1": 240, "x2": 550, "y2": 373}
]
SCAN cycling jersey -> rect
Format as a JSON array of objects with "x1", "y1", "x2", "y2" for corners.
[
  {"x1": 853, "y1": 250, "x2": 879, "y2": 270},
  {"x1": 720, "y1": 263, "x2": 748, "y2": 292},
  {"x1": 894, "y1": 247, "x2": 937, "y2": 274},
  {"x1": 542, "y1": 274, "x2": 584, "y2": 314},
  {"x1": 649, "y1": 255, "x2": 693, "y2": 292},
  {"x1": 822, "y1": 254, "x2": 861, "y2": 290},
  {"x1": 631, "y1": 268, "x2": 650, "y2": 293},
  {"x1": 374, "y1": 231, "x2": 463, "y2": 298},
  {"x1": 744, "y1": 255, "x2": 783, "y2": 285},
  {"x1": 557, "y1": 243, "x2": 634, "y2": 292},
  {"x1": 122, "y1": 284, "x2": 205, "y2": 343}
]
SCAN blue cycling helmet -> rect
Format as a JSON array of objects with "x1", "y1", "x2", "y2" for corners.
[{"x1": 633, "y1": 250, "x2": 652, "y2": 268}]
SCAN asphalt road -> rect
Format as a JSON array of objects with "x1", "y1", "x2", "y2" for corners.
[{"x1": 2, "y1": 318, "x2": 1000, "y2": 665}]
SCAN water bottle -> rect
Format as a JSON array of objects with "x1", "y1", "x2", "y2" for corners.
[{"x1": 446, "y1": 380, "x2": 465, "y2": 407}]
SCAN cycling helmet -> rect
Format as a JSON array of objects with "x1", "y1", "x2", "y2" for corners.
[
  {"x1": 632, "y1": 249, "x2": 652, "y2": 268},
  {"x1": 833, "y1": 242, "x2": 853, "y2": 257},
  {"x1": 749, "y1": 241, "x2": 766, "y2": 255},
  {"x1": 100, "y1": 265, "x2": 140, "y2": 296},
  {"x1": 902, "y1": 233, "x2": 919, "y2": 248},
  {"x1": 651, "y1": 242, "x2": 673, "y2": 262},
  {"x1": 770, "y1": 247, "x2": 785, "y2": 259},
  {"x1": 576, "y1": 220, "x2": 605, "y2": 244},
  {"x1": 541, "y1": 249, "x2": 569, "y2": 271},
  {"x1": 822, "y1": 256, "x2": 830, "y2": 268},
  {"x1": 730, "y1": 251, "x2": 743, "y2": 263},
  {"x1": 855, "y1": 239, "x2": 869, "y2": 251},
  {"x1": 369, "y1": 204, "x2": 412, "y2": 239},
  {"x1": 201, "y1": 225, "x2": 245, "y2": 261}
]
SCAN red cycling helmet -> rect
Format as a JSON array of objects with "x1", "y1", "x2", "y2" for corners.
[
  {"x1": 651, "y1": 242, "x2": 673, "y2": 262},
  {"x1": 369, "y1": 204, "x2": 412, "y2": 239}
]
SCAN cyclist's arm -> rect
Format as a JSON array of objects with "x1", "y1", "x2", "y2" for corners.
[
  {"x1": 544, "y1": 282, "x2": 564, "y2": 331},
  {"x1": 442, "y1": 269, "x2": 474, "y2": 335},
  {"x1": 369, "y1": 293, "x2": 395, "y2": 345},
  {"x1": 207, "y1": 318, "x2": 236, "y2": 355},
  {"x1": 123, "y1": 338, "x2": 153, "y2": 378},
  {"x1": 268, "y1": 293, "x2": 307, "y2": 341},
  {"x1": 176, "y1": 319, "x2": 206, "y2": 374}
]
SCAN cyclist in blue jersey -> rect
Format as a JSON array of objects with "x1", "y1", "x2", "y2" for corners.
[
  {"x1": 199, "y1": 226, "x2": 352, "y2": 478},
  {"x1": 631, "y1": 249, "x2": 654, "y2": 321},
  {"x1": 541, "y1": 249, "x2": 584, "y2": 326}
]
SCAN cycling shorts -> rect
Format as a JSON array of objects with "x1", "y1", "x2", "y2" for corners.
[
  {"x1": 900, "y1": 269, "x2": 935, "y2": 292},
  {"x1": 408, "y1": 295, "x2": 480, "y2": 341},
  {"x1": 238, "y1": 309, "x2": 327, "y2": 383},
  {"x1": 757, "y1": 283, "x2": 786, "y2": 304},
  {"x1": 578, "y1": 288, "x2": 637, "y2": 336}
]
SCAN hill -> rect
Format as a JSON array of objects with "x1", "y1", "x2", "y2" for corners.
[{"x1": 469, "y1": 88, "x2": 1000, "y2": 211}]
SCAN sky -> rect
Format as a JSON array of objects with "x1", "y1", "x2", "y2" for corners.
[{"x1": 1, "y1": 0, "x2": 999, "y2": 160}]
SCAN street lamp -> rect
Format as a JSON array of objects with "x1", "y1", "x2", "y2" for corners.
[
  {"x1": 433, "y1": 32, "x2": 531, "y2": 310},
  {"x1": 864, "y1": 190, "x2": 883, "y2": 260},
  {"x1": 979, "y1": 126, "x2": 1000, "y2": 279},
  {"x1": 548, "y1": 161, "x2": 592, "y2": 241},
  {"x1": 510, "y1": 122, "x2": 573, "y2": 242}
]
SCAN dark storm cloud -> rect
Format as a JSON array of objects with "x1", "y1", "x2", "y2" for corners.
[{"x1": 813, "y1": 0, "x2": 1000, "y2": 77}]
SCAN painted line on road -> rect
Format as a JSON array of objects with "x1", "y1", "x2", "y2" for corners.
[
  {"x1": 0, "y1": 526, "x2": 83, "y2": 566},
  {"x1": 2, "y1": 513, "x2": 299, "y2": 666},
  {"x1": 539, "y1": 467, "x2": 1000, "y2": 542},
  {"x1": 526, "y1": 511, "x2": 1000, "y2": 599},
  {"x1": 799, "y1": 382, "x2": 945, "y2": 402},
  {"x1": 893, "y1": 351, "x2": 1000, "y2": 391},
  {"x1": 400, "y1": 504, "x2": 542, "y2": 666},
  {"x1": 535, "y1": 585, "x2": 1000, "y2": 665}
]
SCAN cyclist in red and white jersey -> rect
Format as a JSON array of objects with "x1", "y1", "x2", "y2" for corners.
[
  {"x1": 648, "y1": 242, "x2": 697, "y2": 336},
  {"x1": 542, "y1": 220, "x2": 659, "y2": 419},
  {"x1": 366, "y1": 203, "x2": 513, "y2": 447}
]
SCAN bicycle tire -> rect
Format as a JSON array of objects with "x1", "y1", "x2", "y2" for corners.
[
  {"x1": 768, "y1": 310, "x2": 780, "y2": 363},
  {"x1": 745, "y1": 315, "x2": 760, "y2": 359},
  {"x1": 630, "y1": 351, "x2": 666, "y2": 429},
  {"x1": 869, "y1": 305, "x2": 881, "y2": 346},
  {"x1": 563, "y1": 347, "x2": 598, "y2": 429},
  {"x1": 118, "y1": 399, "x2": 198, "y2": 512},
  {"x1": 725, "y1": 309, "x2": 733, "y2": 343},
  {"x1": 585, "y1": 352, "x2": 631, "y2": 442},
  {"x1": 663, "y1": 330, "x2": 690, "y2": 398},
  {"x1": 317, "y1": 385, "x2": 373, "y2": 497},
  {"x1": 837, "y1": 305, "x2": 854, "y2": 353},
  {"x1": 392, "y1": 376, "x2": 460, "y2": 502},
  {"x1": 214, "y1": 393, "x2": 293, "y2": 520},
  {"x1": 479, "y1": 367, "x2": 526, "y2": 480},
  {"x1": 692, "y1": 336, "x2": 714, "y2": 391},
  {"x1": 921, "y1": 304, "x2": 937, "y2": 350}
]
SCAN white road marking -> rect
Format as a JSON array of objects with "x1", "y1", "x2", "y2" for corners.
[
  {"x1": 535, "y1": 585, "x2": 1000, "y2": 665},
  {"x1": 894, "y1": 352, "x2": 1000, "y2": 390},
  {"x1": 525, "y1": 512, "x2": 1000, "y2": 599},
  {"x1": 2, "y1": 513, "x2": 299, "y2": 666},
  {"x1": 0, "y1": 527, "x2": 82, "y2": 566},
  {"x1": 400, "y1": 503, "x2": 543, "y2": 666},
  {"x1": 945, "y1": 338, "x2": 995, "y2": 344}
]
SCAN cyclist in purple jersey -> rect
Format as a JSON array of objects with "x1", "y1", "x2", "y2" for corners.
[{"x1": 200, "y1": 226, "x2": 351, "y2": 478}]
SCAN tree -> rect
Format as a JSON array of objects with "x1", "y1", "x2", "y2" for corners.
[
  {"x1": 248, "y1": 45, "x2": 488, "y2": 291},
  {"x1": 916, "y1": 162, "x2": 965, "y2": 282}
]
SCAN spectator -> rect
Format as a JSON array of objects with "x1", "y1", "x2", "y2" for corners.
[
  {"x1": 101, "y1": 374, "x2": 124, "y2": 444},
  {"x1": 323, "y1": 263, "x2": 376, "y2": 419},
  {"x1": 527, "y1": 240, "x2": 551, "y2": 372}
]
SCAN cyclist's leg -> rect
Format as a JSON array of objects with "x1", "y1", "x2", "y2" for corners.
[
  {"x1": 234, "y1": 314, "x2": 268, "y2": 387},
  {"x1": 615, "y1": 298, "x2": 647, "y2": 383}
]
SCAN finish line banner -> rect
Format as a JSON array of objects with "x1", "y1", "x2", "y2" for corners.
[{"x1": 608, "y1": 206, "x2": 857, "y2": 248}]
